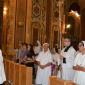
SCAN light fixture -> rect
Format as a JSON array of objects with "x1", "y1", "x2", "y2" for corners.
[
  {"x1": 3, "y1": 7, "x2": 8, "y2": 11},
  {"x1": 3, "y1": 11, "x2": 7, "y2": 15},
  {"x1": 66, "y1": 24, "x2": 71, "y2": 29},
  {"x1": 3, "y1": 6, "x2": 8, "y2": 15}
]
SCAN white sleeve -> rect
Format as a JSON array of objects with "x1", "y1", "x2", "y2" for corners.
[
  {"x1": 81, "y1": 56, "x2": 85, "y2": 67},
  {"x1": 36, "y1": 52, "x2": 41, "y2": 61},
  {"x1": 73, "y1": 55, "x2": 79, "y2": 66},
  {"x1": 0, "y1": 50, "x2": 3, "y2": 63},
  {"x1": 57, "y1": 55, "x2": 61, "y2": 65},
  {"x1": 64, "y1": 48, "x2": 76, "y2": 63},
  {"x1": 48, "y1": 53, "x2": 53, "y2": 63},
  {"x1": 37, "y1": 40, "x2": 41, "y2": 46},
  {"x1": 66, "y1": 48, "x2": 76, "y2": 58}
]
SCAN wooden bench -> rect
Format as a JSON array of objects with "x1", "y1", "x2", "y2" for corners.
[
  {"x1": 49, "y1": 76, "x2": 76, "y2": 85},
  {"x1": 4, "y1": 59, "x2": 32, "y2": 85}
]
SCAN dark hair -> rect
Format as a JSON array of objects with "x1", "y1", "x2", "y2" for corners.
[
  {"x1": 22, "y1": 42, "x2": 28, "y2": 48},
  {"x1": 27, "y1": 44, "x2": 35, "y2": 56},
  {"x1": 80, "y1": 41, "x2": 84, "y2": 47},
  {"x1": 28, "y1": 44, "x2": 34, "y2": 52},
  {"x1": 64, "y1": 37, "x2": 71, "y2": 42}
]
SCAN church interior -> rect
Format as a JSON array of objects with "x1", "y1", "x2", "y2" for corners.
[
  {"x1": 1, "y1": 0, "x2": 83, "y2": 54},
  {"x1": 0, "y1": 0, "x2": 85, "y2": 85}
]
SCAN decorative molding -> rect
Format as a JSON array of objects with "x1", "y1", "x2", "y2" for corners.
[
  {"x1": 32, "y1": 4, "x2": 41, "y2": 17},
  {"x1": 32, "y1": 0, "x2": 47, "y2": 44}
]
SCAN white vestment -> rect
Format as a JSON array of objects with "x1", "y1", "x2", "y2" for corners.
[
  {"x1": 74, "y1": 53, "x2": 85, "y2": 85},
  {"x1": 36, "y1": 50, "x2": 52, "y2": 85},
  {"x1": 34, "y1": 40, "x2": 41, "y2": 55},
  {"x1": 52, "y1": 53, "x2": 60, "y2": 65},
  {"x1": 0, "y1": 50, "x2": 6, "y2": 84},
  {"x1": 59, "y1": 46, "x2": 76, "y2": 80}
]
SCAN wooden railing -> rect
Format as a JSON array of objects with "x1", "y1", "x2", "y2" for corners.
[
  {"x1": 49, "y1": 76, "x2": 76, "y2": 85},
  {"x1": 4, "y1": 59, "x2": 32, "y2": 85}
]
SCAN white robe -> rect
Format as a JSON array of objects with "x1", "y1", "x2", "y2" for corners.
[
  {"x1": 59, "y1": 46, "x2": 76, "y2": 80},
  {"x1": 74, "y1": 53, "x2": 85, "y2": 85},
  {"x1": 0, "y1": 50, "x2": 6, "y2": 84},
  {"x1": 36, "y1": 50, "x2": 52, "y2": 85},
  {"x1": 52, "y1": 53, "x2": 60, "y2": 65}
]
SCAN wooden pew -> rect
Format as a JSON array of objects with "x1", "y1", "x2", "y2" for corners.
[
  {"x1": 14, "y1": 63, "x2": 20, "y2": 85},
  {"x1": 9, "y1": 61, "x2": 15, "y2": 84},
  {"x1": 25, "y1": 67, "x2": 32, "y2": 85},
  {"x1": 49, "y1": 76, "x2": 65, "y2": 85},
  {"x1": 65, "y1": 81, "x2": 76, "y2": 85},
  {"x1": 49, "y1": 76, "x2": 76, "y2": 85},
  {"x1": 4, "y1": 59, "x2": 10, "y2": 80},
  {"x1": 19, "y1": 65, "x2": 27, "y2": 85},
  {"x1": 19, "y1": 65, "x2": 32, "y2": 85},
  {"x1": 4, "y1": 59, "x2": 32, "y2": 85}
]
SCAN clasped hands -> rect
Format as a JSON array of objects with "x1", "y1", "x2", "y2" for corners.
[
  {"x1": 75, "y1": 65, "x2": 85, "y2": 72},
  {"x1": 39, "y1": 64, "x2": 46, "y2": 69}
]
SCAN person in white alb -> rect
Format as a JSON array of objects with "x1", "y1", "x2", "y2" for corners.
[
  {"x1": 73, "y1": 41, "x2": 85, "y2": 85},
  {"x1": 35, "y1": 43, "x2": 52, "y2": 85},
  {"x1": 59, "y1": 37, "x2": 76, "y2": 80},
  {"x1": 0, "y1": 50, "x2": 6, "y2": 85},
  {"x1": 34, "y1": 40, "x2": 41, "y2": 56},
  {"x1": 51, "y1": 47, "x2": 61, "y2": 75}
]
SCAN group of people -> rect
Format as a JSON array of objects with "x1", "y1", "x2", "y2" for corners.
[
  {"x1": 35, "y1": 38, "x2": 76, "y2": 85},
  {"x1": 15, "y1": 41, "x2": 41, "y2": 77},
  {"x1": 1, "y1": 38, "x2": 85, "y2": 85},
  {"x1": 35, "y1": 38, "x2": 85, "y2": 85},
  {"x1": 16, "y1": 40, "x2": 41, "y2": 63}
]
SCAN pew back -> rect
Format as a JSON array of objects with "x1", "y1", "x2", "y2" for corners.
[
  {"x1": 4, "y1": 59, "x2": 32, "y2": 85},
  {"x1": 49, "y1": 76, "x2": 76, "y2": 85}
]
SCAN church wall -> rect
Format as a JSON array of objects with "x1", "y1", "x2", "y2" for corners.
[
  {"x1": 26, "y1": 0, "x2": 32, "y2": 44},
  {"x1": 80, "y1": 0, "x2": 85, "y2": 40},
  {"x1": 2, "y1": 0, "x2": 64, "y2": 55},
  {"x1": 50, "y1": 0, "x2": 64, "y2": 48},
  {"x1": 3, "y1": 0, "x2": 32, "y2": 54},
  {"x1": 31, "y1": 0, "x2": 64, "y2": 48},
  {"x1": 2, "y1": 0, "x2": 85, "y2": 55},
  {"x1": 15, "y1": 0, "x2": 27, "y2": 48},
  {"x1": 31, "y1": 0, "x2": 47, "y2": 45},
  {"x1": 3, "y1": 0, "x2": 16, "y2": 54},
  {"x1": 0, "y1": 0, "x2": 3, "y2": 48},
  {"x1": 64, "y1": 0, "x2": 81, "y2": 47}
]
